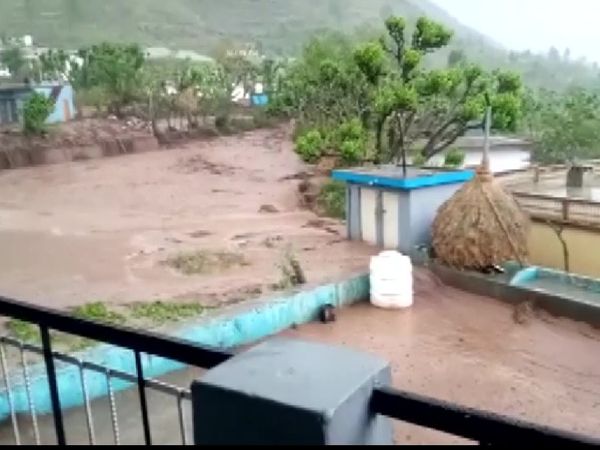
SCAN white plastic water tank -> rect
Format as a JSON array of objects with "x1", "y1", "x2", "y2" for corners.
[{"x1": 370, "y1": 251, "x2": 413, "y2": 309}]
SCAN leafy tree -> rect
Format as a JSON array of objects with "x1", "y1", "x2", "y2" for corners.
[
  {"x1": 360, "y1": 16, "x2": 522, "y2": 165},
  {"x1": 23, "y1": 92, "x2": 54, "y2": 135},
  {"x1": 527, "y1": 89, "x2": 600, "y2": 164},
  {"x1": 0, "y1": 45, "x2": 26, "y2": 77},
  {"x1": 39, "y1": 49, "x2": 69, "y2": 81},
  {"x1": 71, "y1": 43, "x2": 145, "y2": 116},
  {"x1": 273, "y1": 33, "x2": 372, "y2": 131}
]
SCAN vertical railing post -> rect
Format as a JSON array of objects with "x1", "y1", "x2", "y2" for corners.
[
  {"x1": 191, "y1": 338, "x2": 393, "y2": 445},
  {"x1": 39, "y1": 325, "x2": 66, "y2": 445},
  {"x1": 135, "y1": 351, "x2": 152, "y2": 445},
  {"x1": 562, "y1": 199, "x2": 570, "y2": 221}
]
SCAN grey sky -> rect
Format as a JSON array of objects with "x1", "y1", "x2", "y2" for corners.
[{"x1": 430, "y1": 0, "x2": 600, "y2": 62}]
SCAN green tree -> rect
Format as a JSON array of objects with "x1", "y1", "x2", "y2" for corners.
[
  {"x1": 1, "y1": 46, "x2": 26, "y2": 78},
  {"x1": 527, "y1": 88, "x2": 600, "y2": 164},
  {"x1": 71, "y1": 43, "x2": 145, "y2": 116},
  {"x1": 360, "y1": 16, "x2": 522, "y2": 165},
  {"x1": 23, "y1": 92, "x2": 54, "y2": 135},
  {"x1": 272, "y1": 33, "x2": 373, "y2": 130},
  {"x1": 39, "y1": 49, "x2": 69, "y2": 80}
]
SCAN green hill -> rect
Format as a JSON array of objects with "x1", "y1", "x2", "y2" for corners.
[
  {"x1": 0, "y1": 0, "x2": 493, "y2": 54},
  {"x1": 1, "y1": 0, "x2": 598, "y2": 89}
]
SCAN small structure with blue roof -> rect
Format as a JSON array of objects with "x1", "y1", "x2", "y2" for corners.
[{"x1": 332, "y1": 166, "x2": 474, "y2": 255}]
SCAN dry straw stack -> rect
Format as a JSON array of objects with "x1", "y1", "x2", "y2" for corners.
[{"x1": 431, "y1": 108, "x2": 529, "y2": 270}]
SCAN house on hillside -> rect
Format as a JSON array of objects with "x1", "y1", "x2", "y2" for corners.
[
  {"x1": 34, "y1": 83, "x2": 76, "y2": 123},
  {"x1": 0, "y1": 82, "x2": 76, "y2": 126},
  {"x1": 0, "y1": 84, "x2": 31, "y2": 125}
]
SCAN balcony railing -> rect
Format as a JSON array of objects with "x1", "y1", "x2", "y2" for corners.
[
  {"x1": 0, "y1": 295, "x2": 232, "y2": 445},
  {"x1": 1, "y1": 294, "x2": 598, "y2": 446},
  {"x1": 371, "y1": 387, "x2": 599, "y2": 446},
  {"x1": 513, "y1": 191, "x2": 600, "y2": 228}
]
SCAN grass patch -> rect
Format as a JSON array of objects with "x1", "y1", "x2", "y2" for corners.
[
  {"x1": 317, "y1": 180, "x2": 346, "y2": 219},
  {"x1": 164, "y1": 250, "x2": 248, "y2": 275},
  {"x1": 6, "y1": 319, "x2": 40, "y2": 344},
  {"x1": 272, "y1": 247, "x2": 307, "y2": 291},
  {"x1": 129, "y1": 301, "x2": 206, "y2": 325},
  {"x1": 5, "y1": 302, "x2": 124, "y2": 351},
  {"x1": 71, "y1": 302, "x2": 126, "y2": 325},
  {"x1": 4, "y1": 299, "x2": 212, "y2": 353}
]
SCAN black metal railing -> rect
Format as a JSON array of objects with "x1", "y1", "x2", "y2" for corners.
[
  {"x1": 371, "y1": 387, "x2": 600, "y2": 446},
  {"x1": 0, "y1": 295, "x2": 233, "y2": 446},
  {"x1": 3, "y1": 294, "x2": 599, "y2": 446}
]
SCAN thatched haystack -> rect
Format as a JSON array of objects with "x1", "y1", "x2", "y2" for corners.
[{"x1": 431, "y1": 166, "x2": 529, "y2": 270}]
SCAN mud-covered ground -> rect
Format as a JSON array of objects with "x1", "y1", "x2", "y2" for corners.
[
  {"x1": 0, "y1": 125, "x2": 375, "y2": 310},
  {"x1": 284, "y1": 268, "x2": 600, "y2": 444}
]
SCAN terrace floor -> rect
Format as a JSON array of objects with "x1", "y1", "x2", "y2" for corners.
[
  {"x1": 283, "y1": 269, "x2": 600, "y2": 445},
  {"x1": 1, "y1": 269, "x2": 599, "y2": 445}
]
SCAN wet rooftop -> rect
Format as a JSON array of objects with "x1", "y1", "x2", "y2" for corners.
[
  {"x1": 507, "y1": 167, "x2": 600, "y2": 202},
  {"x1": 281, "y1": 268, "x2": 600, "y2": 445}
]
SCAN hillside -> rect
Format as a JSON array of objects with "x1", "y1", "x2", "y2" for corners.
[
  {"x1": 0, "y1": 0, "x2": 492, "y2": 55},
  {"x1": 1, "y1": 0, "x2": 598, "y2": 89}
]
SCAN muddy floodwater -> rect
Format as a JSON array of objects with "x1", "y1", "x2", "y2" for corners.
[
  {"x1": 0, "y1": 126, "x2": 376, "y2": 309},
  {"x1": 283, "y1": 269, "x2": 600, "y2": 444}
]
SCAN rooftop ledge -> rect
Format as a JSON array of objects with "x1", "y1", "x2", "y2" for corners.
[{"x1": 332, "y1": 166, "x2": 475, "y2": 191}]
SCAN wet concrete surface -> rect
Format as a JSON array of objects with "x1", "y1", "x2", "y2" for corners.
[
  {"x1": 0, "y1": 367, "x2": 203, "y2": 445},
  {"x1": 282, "y1": 269, "x2": 600, "y2": 445}
]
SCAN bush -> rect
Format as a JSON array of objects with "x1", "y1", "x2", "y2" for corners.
[
  {"x1": 332, "y1": 118, "x2": 367, "y2": 165},
  {"x1": 444, "y1": 148, "x2": 466, "y2": 168},
  {"x1": 339, "y1": 140, "x2": 363, "y2": 165},
  {"x1": 295, "y1": 129, "x2": 325, "y2": 162},
  {"x1": 318, "y1": 180, "x2": 346, "y2": 219},
  {"x1": 23, "y1": 92, "x2": 54, "y2": 135},
  {"x1": 332, "y1": 118, "x2": 364, "y2": 146}
]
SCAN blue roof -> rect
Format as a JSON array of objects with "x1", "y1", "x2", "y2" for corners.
[{"x1": 332, "y1": 167, "x2": 475, "y2": 191}]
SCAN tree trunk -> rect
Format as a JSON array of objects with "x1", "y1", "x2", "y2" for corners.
[{"x1": 374, "y1": 115, "x2": 386, "y2": 163}]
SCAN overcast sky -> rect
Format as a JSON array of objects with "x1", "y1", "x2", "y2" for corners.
[{"x1": 430, "y1": 0, "x2": 600, "y2": 62}]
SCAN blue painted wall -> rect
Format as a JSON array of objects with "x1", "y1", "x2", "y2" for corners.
[
  {"x1": 33, "y1": 84, "x2": 76, "y2": 124},
  {"x1": 0, "y1": 274, "x2": 369, "y2": 420},
  {"x1": 408, "y1": 182, "x2": 465, "y2": 252}
]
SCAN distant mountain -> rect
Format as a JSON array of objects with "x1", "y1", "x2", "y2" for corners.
[
  {"x1": 0, "y1": 0, "x2": 492, "y2": 55},
  {"x1": 1, "y1": 0, "x2": 597, "y2": 89}
]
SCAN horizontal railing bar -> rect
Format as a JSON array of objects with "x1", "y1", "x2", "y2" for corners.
[
  {"x1": 0, "y1": 295, "x2": 232, "y2": 369},
  {"x1": 0, "y1": 336, "x2": 193, "y2": 400},
  {"x1": 513, "y1": 191, "x2": 600, "y2": 206},
  {"x1": 371, "y1": 387, "x2": 600, "y2": 446}
]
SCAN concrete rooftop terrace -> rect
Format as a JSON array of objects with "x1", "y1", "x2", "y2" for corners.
[
  {"x1": 504, "y1": 165, "x2": 600, "y2": 202},
  {"x1": 282, "y1": 268, "x2": 600, "y2": 445}
]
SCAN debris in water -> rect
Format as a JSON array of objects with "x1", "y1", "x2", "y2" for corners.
[
  {"x1": 259, "y1": 204, "x2": 279, "y2": 213},
  {"x1": 319, "y1": 304, "x2": 336, "y2": 324},
  {"x1": 513, "y1": 301, "x2": 535, "y2": 325}
]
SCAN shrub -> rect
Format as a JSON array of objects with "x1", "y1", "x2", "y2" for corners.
[
  {"x1": 23, "y1": 92, "x2": 53, "y2": 135},
  {"x1": 318, "y1": 180, "x2": 346, "y2": 219},
  {"x1": 332, "y1": 118, "x2": 367, "y2": 165},
  {"x1": 332, "y1": 118, "x2": 364, "y2": 146},
  {"x1": 444, "y1": 148, "x2": 466, "y2": 168},
  {"x1": 215, "y1": 114, "x2": 231, "y2": 133},
  {"x1": 295, "y1": 129, "x2": 325, "y2": 162},
  {"x1": 339, "y1": 140, "x2": 363, "y2": 165}
]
